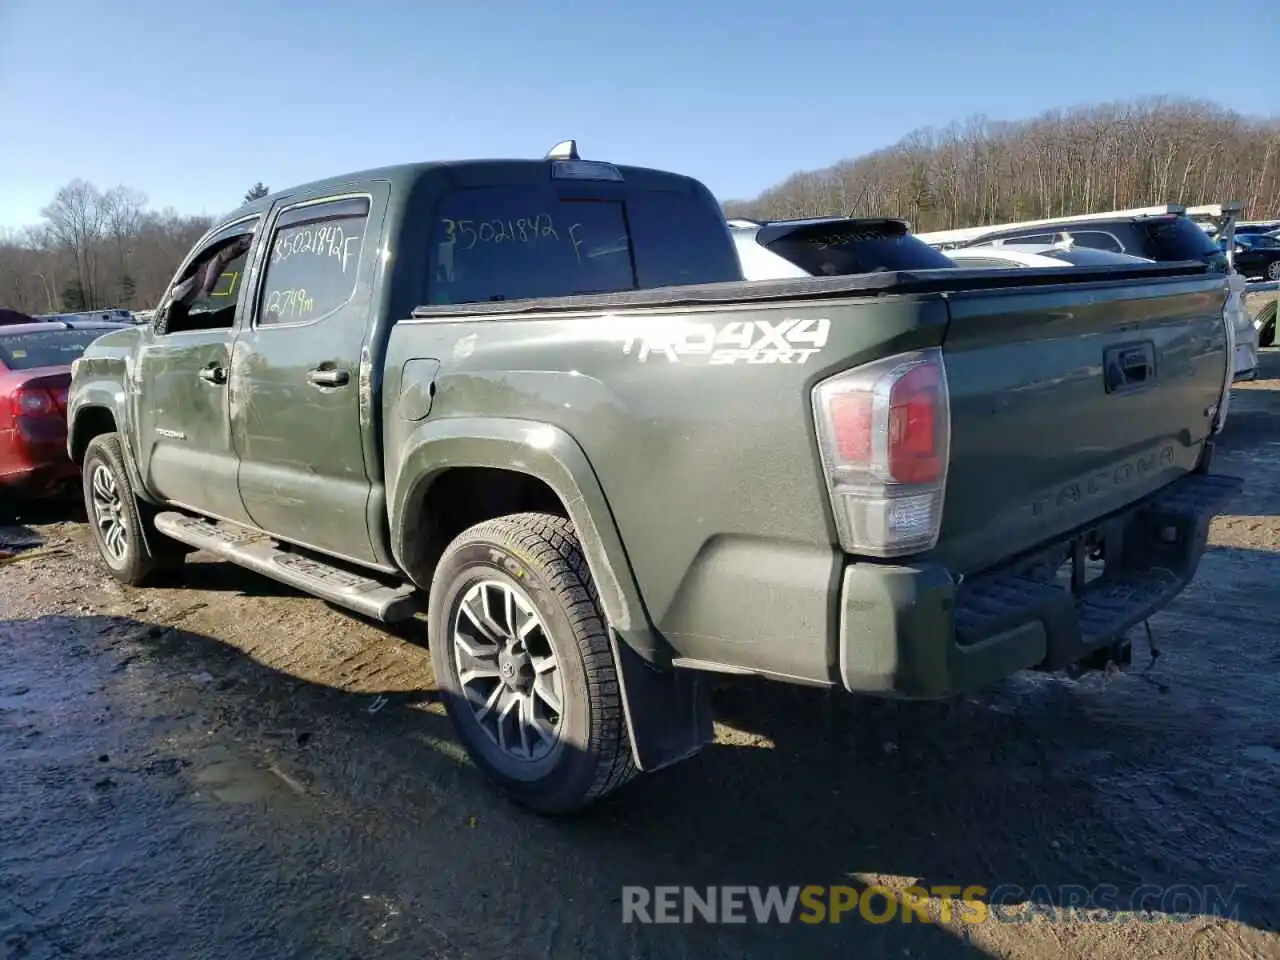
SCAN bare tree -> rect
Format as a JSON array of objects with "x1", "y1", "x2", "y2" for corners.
[
  {"x1": 725, "y1": 98, "x2": 1280, "y2": 232},
  {"x1": 4, "y1": 98, "x2": 1280, "y2": 315},
  {"x1": 102, "y1": 186, "x2": 147, "y2": 305},
  {"x1": 244, "y1": 182, "x2": 269, "y2": 203},
  {"x1": 2, "y1": 181, "x2": 211, "y2": 312},
  {"x1": 40, "y1": 179, "x2": 108, "y2": 309}
]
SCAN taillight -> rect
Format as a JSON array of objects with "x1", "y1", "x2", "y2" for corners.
[
  {"x1": 11, "y1": 385, "x2": 61, "y2": 418},
  {"x1": 812, "y1": 348, "x2": 950, "y2": 557}
]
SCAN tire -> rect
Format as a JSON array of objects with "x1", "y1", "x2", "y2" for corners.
[
  {"x1": 428, "y1": 512, "x2": 636, "y2": 814},
  {"x1": 81, "y1": 433, "x2": 188, "y2": 586},
  {"x1": 1267, "y1": 260, "x2": 1280, "y2": 282},
  {"x1": 1258, "y1": 302, "x2": 1277, "y2": 348}
]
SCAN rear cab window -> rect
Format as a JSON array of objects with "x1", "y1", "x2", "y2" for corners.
[
  {"x1": 424, "y1": 170, "x2": 740, "y2": 306},
  {"x1": 0, "y1": 328, "x2": 108, "y2": 370},
  {"x1": 757, "y1": 219, "x2": 956, "y2": 276}
]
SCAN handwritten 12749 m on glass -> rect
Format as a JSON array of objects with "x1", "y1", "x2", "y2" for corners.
[{"x1": 259, "y1": 213, "x2": 368, "y2": 325}]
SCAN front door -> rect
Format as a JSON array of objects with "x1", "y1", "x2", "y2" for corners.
[
  {"x1": 133, "y1": 217, "x2": 259, "y2": 524},
  {"x1": 230, "y1": 191, "x2": 386, "y2": 564}
]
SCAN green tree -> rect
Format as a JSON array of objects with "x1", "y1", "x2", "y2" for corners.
[{"x1": 61, "y1": 278, "x2": 87, "y2": 310}]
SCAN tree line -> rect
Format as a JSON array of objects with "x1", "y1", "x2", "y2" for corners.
[
  {"x1": 0, "y1": 182, "x2": 269, "y2": 316},
  {"x1": 722, "y1": 97, "x2": 1280, "y2": 230},
  {"x1": 4, "y1": 96, "x2": 1279, "y2": 315}
]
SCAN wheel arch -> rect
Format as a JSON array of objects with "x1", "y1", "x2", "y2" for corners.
[
  {"x1": 67, "y1": 387, "x2": 156, "y2": 504},
  {"x1": 388, "y1": 418, "x2": 654, "y2": 650}
]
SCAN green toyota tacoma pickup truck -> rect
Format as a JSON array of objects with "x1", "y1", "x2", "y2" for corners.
[{"x1": 68, "y1": 143, "x2": 1243, "y2": 813}]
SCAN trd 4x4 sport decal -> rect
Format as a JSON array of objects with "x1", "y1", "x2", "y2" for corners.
[{"x1": 620, "y1": 317, "x2": 831, "y2": 364}]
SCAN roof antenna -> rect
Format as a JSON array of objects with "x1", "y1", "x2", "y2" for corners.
[{"x1": 546, "y1": 139, "x2": 580, "y2": 161}]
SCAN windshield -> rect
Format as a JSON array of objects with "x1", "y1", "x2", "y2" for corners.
[
  {"x1": 762, "y1": 221, "x2": 956, "y2": 276},
  {"x1": 0, "y1": 328, "x2": 107, "y2": 370}
]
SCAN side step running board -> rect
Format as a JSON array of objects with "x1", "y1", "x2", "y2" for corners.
[{"x1": 153, "y1": 512, "x2": 423, "y2": 623}]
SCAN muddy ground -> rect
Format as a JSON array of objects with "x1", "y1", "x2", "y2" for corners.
[{"x1": 3, "y1": 360, "x2": 1280, "y2": 960}]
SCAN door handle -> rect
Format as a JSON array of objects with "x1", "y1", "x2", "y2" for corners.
[
  {"x1": 198, "y1": 365, "x2": 227, "y2": 385},
  {"x1": 307, "y1": 367, "x2": 349, "y2": 388}
]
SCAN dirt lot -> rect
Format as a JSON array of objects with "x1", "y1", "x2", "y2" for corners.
[{"x1": 3, "y1": 358, "x2": 1279, "y2": 960}]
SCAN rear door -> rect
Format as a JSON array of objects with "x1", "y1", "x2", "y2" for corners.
[
  {"x1": 934, "y1": 272, "x2": 1229, "y2": 576},
  {"x1": 229, "y1": 187, "x2": 388, "y2": 564}
]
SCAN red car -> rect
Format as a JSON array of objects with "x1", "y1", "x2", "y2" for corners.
[{"x1": 0, "y1": 315, "x2": 127, "y2": 507}]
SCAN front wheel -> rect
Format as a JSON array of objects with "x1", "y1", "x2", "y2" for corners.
[
  {"x1": 1267, "y1": 260, "x2": 1280, "y2": 282},
  {"x1": 428, "y1": 512, "x2": 636, "y2": 814},
  {"x1": 81, "y1": 433, "x2": 188, "y2": 586}
]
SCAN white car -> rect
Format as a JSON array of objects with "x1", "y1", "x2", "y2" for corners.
[{"x1": 943, "y1": 243, "x2": 1156, "y2": 269}]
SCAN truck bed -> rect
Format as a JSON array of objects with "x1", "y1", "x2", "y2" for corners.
[
  {"x1": 410, "y1": 261, "x2": 1215, "y2": 318},
  {"x1": 387, "y1": 263, "x2": 1235, "y2": 694}
]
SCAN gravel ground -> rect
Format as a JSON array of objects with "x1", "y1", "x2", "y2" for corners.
[{"x1": 3, "y1": 354, "x2": 1279, "y2": 959}]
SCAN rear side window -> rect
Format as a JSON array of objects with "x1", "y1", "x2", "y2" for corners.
[
  {"x1": 995, "y1": 233, "x2": 1056, "y2": 246},
  {"x1": 258, "y1": 197, "x2": 371, "y2": 326},
  {"x1": 1067, "y1": 230, "x2": 1124, "y2": 253},
  {"x1": 762, "y1": 222, "x2": 955, "y2": 276},
  {"x1": 428, "y1": 188, "x2": 634, "y2": 305},
  {"x1": 1141, "y1": 217, "x2": 1225, "y2": 267},
  {"x1": 0, "y1": 329, "x2": 105, "y2": 370}
]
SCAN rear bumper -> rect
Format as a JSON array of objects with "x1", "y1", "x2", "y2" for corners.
[
  {"x1": 838, "y1": 458, "x2": 1243, "y2": 699},
  {"x1": 0, "y1": 434, "x2": 78, "y2": 498}
]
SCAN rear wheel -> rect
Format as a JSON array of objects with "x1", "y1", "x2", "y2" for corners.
[
  {"x1": 81, "y1": 433, "x2": 188, "y2": 585},
  {"x1": 1257, "y1": 302, "x2": 1277, "y2": 348},
  {"x1": 428, "y1": 512, "x2": 636, "y2": 814},
  {"x1": 1267, "y1": 260, "x2": 1280, "y2": 282}
]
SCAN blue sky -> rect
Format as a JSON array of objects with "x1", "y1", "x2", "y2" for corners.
[{"x1": 0, "y1": 0, "x2": 1275, "y2": 229}]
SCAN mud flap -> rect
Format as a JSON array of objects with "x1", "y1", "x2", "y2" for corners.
[{"x1": 609, "y1": 631, "x2": 715, "y2": 772}]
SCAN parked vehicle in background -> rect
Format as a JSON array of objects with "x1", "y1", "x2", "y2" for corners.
[
  {"x1": 1234, "y1": 221, "x2": 1280, "y2": 237},
  {"x1": 944, "y1": 244, "x2": 1155, "y2": 269},
  {"x1": 1, "y1": 318, "x2": 126, "y2": 514},
  {"x1": 0, "y1": 308, "x2": 37, "y2": 326},
  {"x1": 1225, "y1": 234, "x2": 1280, "y2": 281},
  {"x1": 916, "y1": 204, "x2": 1256, "y2": 382},
  {"x1": 35, "y1": 308, "x2": 138, "y2": 326},
  {"x1": 68, "y1": 145, "x2": 1242, "y2": 814},
  {"x1": 925, "y1": 209, "x2": 1229, "y2": 264},
  {"x1": 1254, "y1": 298, "x2": 1278, "y2": 347},
  {"x1": 729, "y1": 216, "x2": 956, "y2": 280}
]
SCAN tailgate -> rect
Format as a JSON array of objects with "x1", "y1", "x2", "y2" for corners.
[{"x1": 933, "y1": 272, "x2": 1228, "y2": 575}]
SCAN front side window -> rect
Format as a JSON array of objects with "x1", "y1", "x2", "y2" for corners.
[
  {"x1": 257, "y1": 197, "x2": 370, "y2": 326},
  {"x1": 427, "y1": 187, "x2": 634, "y2": 305},
  {"x1": 160, "y1": 219, "x2": 259, "y2": 335}
]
